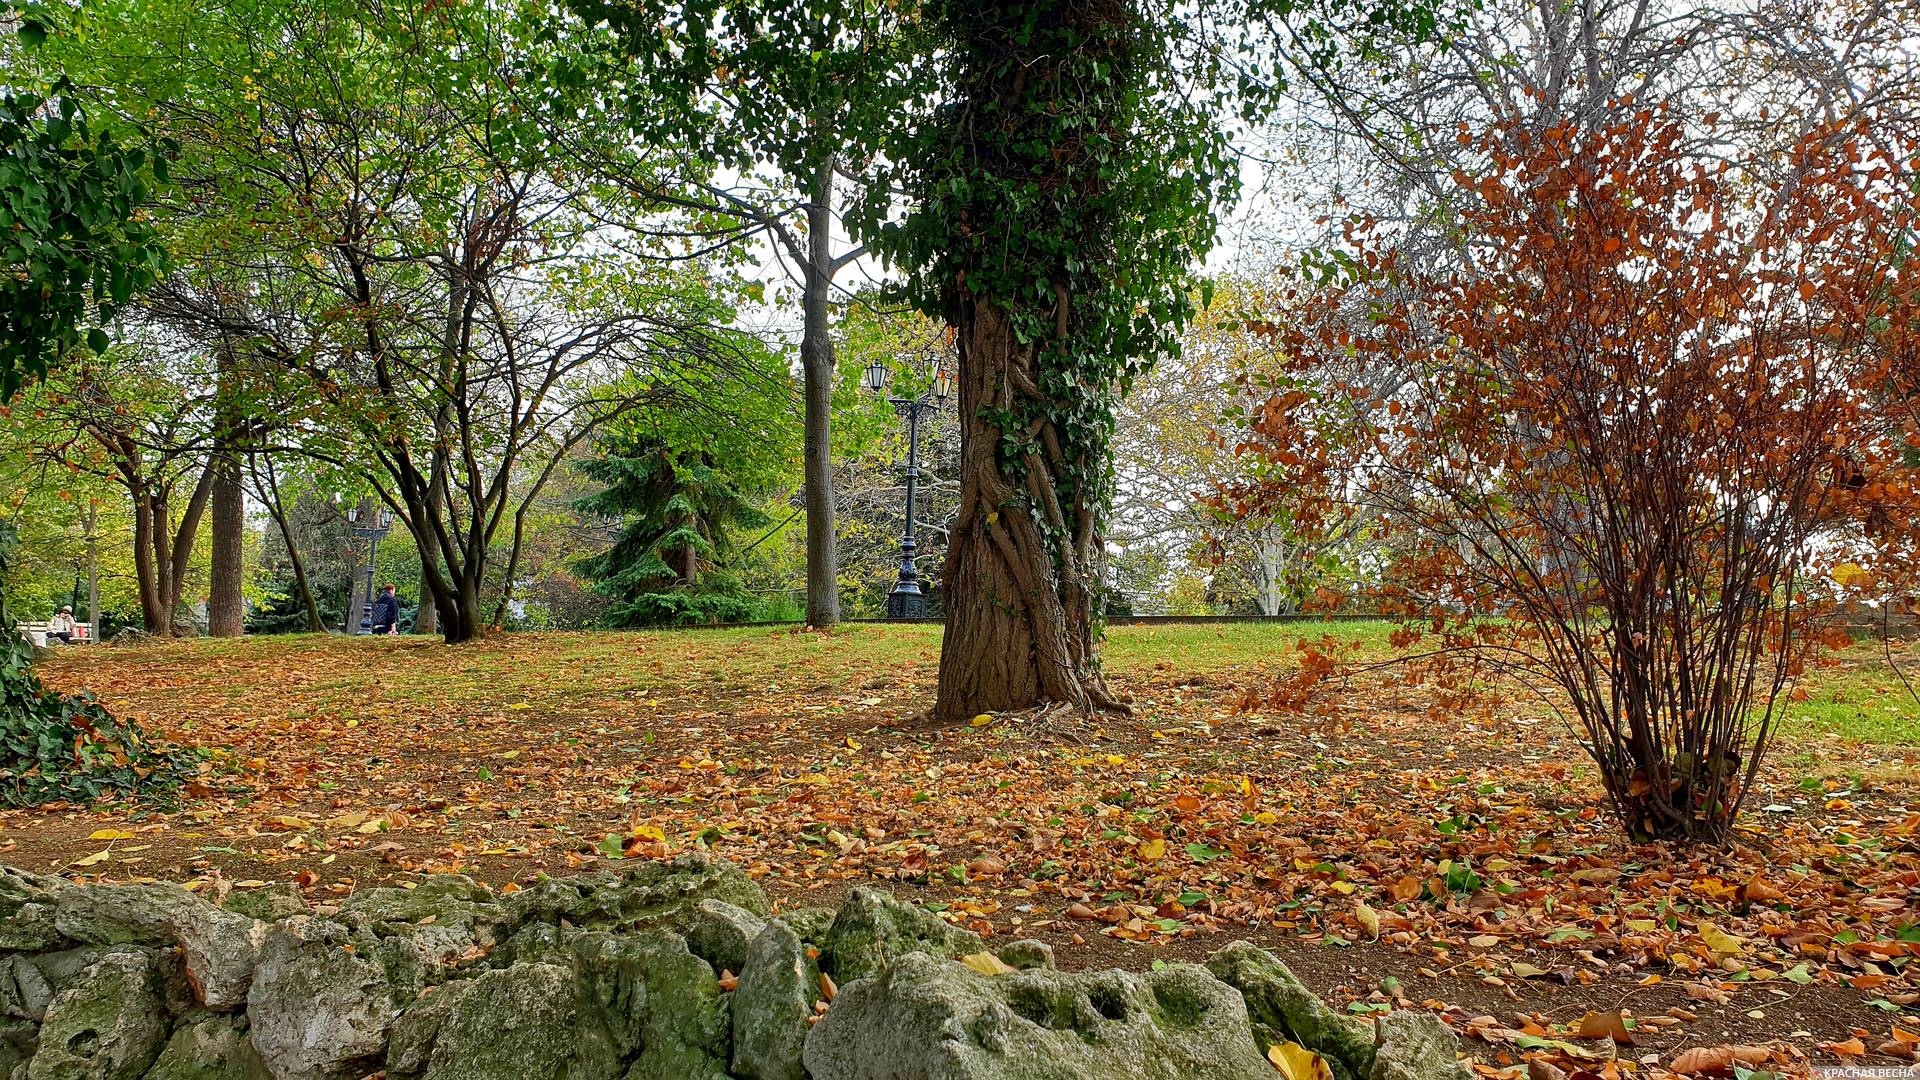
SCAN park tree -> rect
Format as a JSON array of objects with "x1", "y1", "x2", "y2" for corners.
[
  {"x1": 558, "y1": 0, "x2": 932, "y2": 629},
  {"x1": 863, "y1": 0, "x2": 1239, "y2": 721},
  {"x1": 44, "y1": 0, "x2": 768, "y2": 644},
  {"x1": 1241, "y1": 114, "x2": 1920, "y2": 840},
  {"x1": 0, "y1": 69, "x2": 187, "y2": 803},
  {"x1": 574, "y1": 437, "x2": 773, "y2": 627}
]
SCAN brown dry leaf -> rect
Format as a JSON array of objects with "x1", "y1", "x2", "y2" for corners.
[
  {"x1": 1824, "y1": 1038, "x2": 1866, "y2": 1058},
  {"x1": 1668, "y1": 1046, "x2": 1733, "y2": 1074},
  {"x1": 1574, "y1": 1010, "x2": 1634, "y2": 1045},
  {"x1": 818, "y1": 972, "x2": 837, "y2": 1002}
]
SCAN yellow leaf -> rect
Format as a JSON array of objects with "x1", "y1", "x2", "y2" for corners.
[
  {"x1": 1699, "y1": 922, "x2": 1744, "y2": 958},
  {"x1": 1253, "y1": 811, "x2": 1278, "y2": 825},
  {"x1": 506, "y1": 702, "x2": 533, "y2": 710},
  {"x1": 1328, "y1": 881, "x2": 1356, "y2": 895},
  {"x1": 88, "y1": 829, "x2": 135, "y2": 841},
  {"x1": 958, "y1": 952, "x2": 1017, "y2": 976},
  {"x1": 1267, "y1": 1041, "x2": 1333, "y2": 1080},
  {"x1": 69, "y1": 850, "x2": 111, "y2": 868},
  {"x1": 1510, "y1": 962, "x2": 1548, "y2": 978},
  {"x1": 498, "y1": 750, "x2": 521, "y2": 760},
  {"x1": 1138, "y1": 839, "x2": 1166, "y2": 861},
  {"x1": 1354, "y1": 900, "x2": 1381, "y2": 940},
  {"x1": 970, "y1": 714, "x2": 993, "y2": 727},
  {"x1": 631, "y1": 824, "x2": 666, "y2": 841},
  {"x1": 845, "y1": 736, "x2": 861, "y2": 750}
]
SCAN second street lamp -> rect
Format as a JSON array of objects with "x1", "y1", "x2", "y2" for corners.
[
  {"x1": 864, "y1": 356, "x2": 950, "y2": 619},
  {"x1": 344, "y1": 503, "x2": 396, "y2": 635}
]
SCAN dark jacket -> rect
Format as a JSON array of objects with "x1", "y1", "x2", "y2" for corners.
[{"x1": 371, "y1": 592, "x2": 400, "y2": 629}]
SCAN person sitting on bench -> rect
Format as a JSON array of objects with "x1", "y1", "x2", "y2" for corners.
[{"x1": 46, "y1": 607, "x2": 76, "y2": 644}]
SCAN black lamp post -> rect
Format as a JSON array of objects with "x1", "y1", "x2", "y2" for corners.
[
  {"x1": 343, "y1": 502, "x2": 396, "y2": 635},
  {"x1": 864, "y1": 355, "x2": 951, "y2": 619}
]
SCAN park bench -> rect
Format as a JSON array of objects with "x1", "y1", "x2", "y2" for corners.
[{"x1": 13, "y1": 621, "x2": 95, "y2": 647}]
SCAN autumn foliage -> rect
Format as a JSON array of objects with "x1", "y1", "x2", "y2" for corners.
[{"x1": 1232, "y1": 111, "x2": 1920, "y2": 840}]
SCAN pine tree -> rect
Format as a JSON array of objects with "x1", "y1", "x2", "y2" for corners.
[{"x1": 574, "y1": 437, "x2": 774, "y2": 627}]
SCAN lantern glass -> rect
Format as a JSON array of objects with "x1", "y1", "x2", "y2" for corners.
[
  {"x1": 934, "y1": 366, "x2": 953, "y2": 402},
  {"x1": 346, "y1": 507, "x2": 359, "y2": 523},
  {"x1": 863, "y1": 358, "x2": 890, "y2": 393}
]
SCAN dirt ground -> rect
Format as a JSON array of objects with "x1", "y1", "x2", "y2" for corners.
[{"x1": 13, "y1": 625, "x2": 1920, "y2": 1076}]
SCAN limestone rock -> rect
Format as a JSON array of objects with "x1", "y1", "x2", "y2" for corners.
[
  {"x1": 218, "y1": 885, "x2": 307, "y2": 923},
  {"x1": 0, "y1": 1016, "x2": 37, "y2": 1075},
  {"x1": 1370, "y1": 1011, "x2": 1472, "y2": 1080},
  {"x1": 802, "y1": 951, "x2": 1274, "y2": 1080},
  {"x1": 730, "y1": 921, "x2": 814, "y2": 1080},
  {"x1": 145, "y1": 1015, "x2": 270, "y2": 1080},
  {"x1": 0, "y1": 868, "x2": 67, "y2": 952},
  {"x1": 52, "y1": 883, "x2": 263, "y2": 1011},
  {"x1": 3, "y1": 955, "x2": 56, "y2": 1020},
  {"x1": 503, "y1": 853, "x2": 768, "y2": 935},
  {"x1": 1207, "y1": 940, "x2": 1377, "y2": 1078},
  {"x1": 822, "y1": 888, "x2": 983, "y2": 983},
  {"x1": 25, "y1": 950, "x2": 167, "y2": 1080},
  {"x1": 570, "y1": 932, "x2": 732, "y2": 1080},
  {"x1": 246, "y1": 917, "x2": 393, "y2": 1080},
  {"x1": 994, "y1": 940, "x2": 1056, "y2": 971},
  {"x1": 771, "y1": 906, "x2": 835, "y2": 949},
  {"x1": 386, "y1": 963, "x2": 591, "y2": 1080},
  {"x1": 684, "y1": 899, "x2": 767, "y2": 976},
  {"x1": 336, "y1": 877, "x2": 503, "y2": 941}
]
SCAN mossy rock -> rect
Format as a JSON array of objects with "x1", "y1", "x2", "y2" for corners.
[{"x1": 802, "y1": 951, "x2": 1274, "y2": 1080}]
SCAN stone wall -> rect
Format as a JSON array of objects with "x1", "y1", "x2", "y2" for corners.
[{"x1": 0, "y1": 854, "x2": 1472, "y2": 1080}]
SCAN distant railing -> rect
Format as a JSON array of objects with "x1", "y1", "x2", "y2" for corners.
[{"x1": 658, "y1": 612, "x2": 1391, "y2": 630}]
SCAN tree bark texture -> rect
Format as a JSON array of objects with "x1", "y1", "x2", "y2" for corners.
[
  {"x1": 927, "y1": 0, "x2": 1133, "y2": 724},
  {"x1": 933, "y1": 298, "x2": 1117, "y2": 723},
  {"x1": 801, "y1": 156, "x2": 842, "y2": 628},
  {"x1": 206, "y1": 452, "x2": 245, "y2": 637}
]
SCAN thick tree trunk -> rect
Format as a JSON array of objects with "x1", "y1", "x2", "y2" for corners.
[
  {"x1": 207, "y1": 452, "x2": 245, "y2": 636},
  {"x1": 932, "y1": 298, "x2": 1117, "y2": 723},
  {"x1": 207, "y1": 350, "x2": 246, "y2": 637},
  {"x1": 414, "y1": 590, "x2": 436, "y2": 636},
  {"x1": 801, "y1": 157, "x2": 841, "y2": 628}
]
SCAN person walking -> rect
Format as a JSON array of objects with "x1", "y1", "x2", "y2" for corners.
[
  {"x1": 369, "y1": 584, "x2": 400, "y2": 637},
  {"x1": 45, "y1": 606, "x2": 76, "y2": 644}
]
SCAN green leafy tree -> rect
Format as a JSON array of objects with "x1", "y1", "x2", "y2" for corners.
[
  {"x1": 574, "y1": 438, "x2": 774, "y2": 627},
  {"x1": 0, "y1": 65, "x2": 186, "y2": 805},
  {"x1": 0, "y1": 79, "x2": 168, "y2": 400},
  {"x1": 557, "y1": 0, "x2": 933, "y2": 628}
]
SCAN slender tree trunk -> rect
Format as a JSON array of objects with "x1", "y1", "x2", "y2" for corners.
[
  {"x1": 933, "y1": 298, "x2": 1116, "y2": 722},
  {"x1": 83, "y1": 501, "x2": 100, "y2": 634},
  {"x1": 132, "y1": 484, "x2": 170, "y2": 635},
  {"x1": 254, "y1": 456, "x2": 324, "y2": 633},
  {"x1": 207, "y1": 348, "x2": 246, "y2": 636},
  {"x1": 801, "y1": 156, "x2": 842, "y2": 628}
]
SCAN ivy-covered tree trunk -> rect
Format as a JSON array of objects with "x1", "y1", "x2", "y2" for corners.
[
  {"x1": 925, "y1": 0, "x2": 1196, "y2": 724},
  {"x1": 937, "y1": 297, "x2": 1117, "y2": 720}
]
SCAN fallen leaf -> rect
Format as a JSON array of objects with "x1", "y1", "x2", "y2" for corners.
[
  {"x1": 1669, "y1": 1047, "x2": 1733, "y2": 1074},
  {"x1": 1267, "y1": 1041, "x2": 1334, "y2": 1080},
  {"x1": 1354, "y1": 899, "x2": 1381, "y2": 940},
  {"x1": 958, "y1": 952, "x2": 1017, "y2": 976},
  {"x1": 1574, "y1": 1009, "x2": 1634, "y2": 1045}
]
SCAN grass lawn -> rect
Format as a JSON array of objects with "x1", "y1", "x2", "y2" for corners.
[{"x1": 12, "y1": 622, "x2": 1920, "y2": 1068}]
